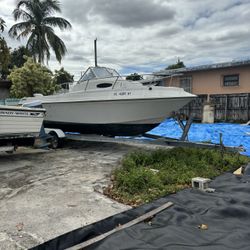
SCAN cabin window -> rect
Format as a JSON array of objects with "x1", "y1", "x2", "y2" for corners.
[
  {"x1": 180, "y1": 76, "x2": 192, "y2": 93},
  {"x1": 96, "y1": 83, "x2": 113, "y2": 88},
  {"x1": 223, "y1": 74, "x2": 239, "y2": 86},
  {"x1": 80, "y1": 68, "x2": 95, "y2": 81}
]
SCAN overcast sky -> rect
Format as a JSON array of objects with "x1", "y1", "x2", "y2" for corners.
[{"x1": 0, "y1": 0, "x2": 250, "y2": 79}]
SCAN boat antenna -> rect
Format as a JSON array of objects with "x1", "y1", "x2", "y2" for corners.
[{"x1": 94, "y1": 38, "x2": 98, "y2": 67}]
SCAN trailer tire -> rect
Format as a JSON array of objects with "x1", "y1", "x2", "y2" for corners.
[
  {"x1": 5, "y1": 144, "x2": 16, "y2": 154},
  {"x1": 49, "y1": 132, "x2": 61, "y2": 149},
  {"x1": 6, "y1": 150, "x2": 14, "y2": 154}
]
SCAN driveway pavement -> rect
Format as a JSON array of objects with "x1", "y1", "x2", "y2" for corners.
[{"x1": 0, "y1": 141, "x2": 135, "y2": 249}]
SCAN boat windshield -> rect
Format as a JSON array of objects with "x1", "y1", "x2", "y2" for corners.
[{"x1": 79, "y1": 67, "x2": 121, "y2": 82}]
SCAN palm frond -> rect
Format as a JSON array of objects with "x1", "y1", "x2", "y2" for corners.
[
  {"x1": 42, "y1": 0, "x2": 61, "y2": 15},
  {"x1": 13, "y1": 8, "x2": 32, "y2": 21},
  {"x1": 17, "y1": 0, "x2": 30, "y2": 9},
  {"x1": 43, "y1": 17, "x2": 71, "y2": 30},
  {"x1": 17, "y1": 0, "x2": 39, "y2": 15},
  {"x1": 46, "y1": 27, "x2": 66, "y2": 63},
  {"x1": 8, "y1": 21, "x2": 32, "y2": 38},
  {"x1": 17, "y1": 27, "x2": 32, "y2": 39},
  {"x1": 0, "y1": 17, "x2": 6, "y2": 32},
  {"x1": 0, "y1": 17, "x2": 6, "y2": 24}
]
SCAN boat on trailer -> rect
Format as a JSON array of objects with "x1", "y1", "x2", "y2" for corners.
[
  {"x1": 22, "y1": 66, "x2": 195, "y2": 136},
  {"x1": 0, "y1": 105, "x2": 46, "y2": 147}
]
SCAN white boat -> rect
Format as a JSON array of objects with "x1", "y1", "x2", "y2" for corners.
[
  {"x1": 22, "y1": 66, "x2": 196, "y2": 136},
  {"x1": 0, "y1": 105, "x2": 45, "y2": 140}
]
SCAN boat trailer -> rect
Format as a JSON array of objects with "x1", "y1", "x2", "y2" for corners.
[
  {"x1": 1, "y1": 115, "x2": 243, "y2": 154},
  {"x1": 56, "y1": 115, "x2": 242, "y2": 154},
  {"x1": 63, "y1": 132, "x2": 243, "y2": 153}
]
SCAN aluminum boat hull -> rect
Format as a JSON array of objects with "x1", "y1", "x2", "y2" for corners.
[{"x1": 0, "y1": 105, "x2": 45, "y2": 139}]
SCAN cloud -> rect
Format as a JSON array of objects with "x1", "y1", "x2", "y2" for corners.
[
  {"x1": 157, "y1": 25, "x2": 182, "y2": 38},
  {"x1": 0, "y1": 0, "x2": 250, "y2": 78},
  {"x1": 63, "y1": 0, "x2": 175, "y2": 28},
  {"x1": 62, "y1": 0, "x2": 91, "y2": 23},
  {"x1": 89, "y1": 0, "x2": 175, "y2": 28}
]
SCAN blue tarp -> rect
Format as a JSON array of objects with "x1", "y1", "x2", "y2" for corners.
[{"x1": 149, "y1": 119, "x2": 250, "y2": 157}]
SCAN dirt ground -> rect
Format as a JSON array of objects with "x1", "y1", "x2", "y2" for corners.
[{"x1": 0, "y1": 140, "x2": 146, "y2": 249}]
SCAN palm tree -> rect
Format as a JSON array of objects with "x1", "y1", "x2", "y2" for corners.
[
  {"x1": 9, "y1": 0, "x2": 71, "y2": 64},
  {"x1": 0, "y1": 17, "x2": 6, "y2": 33}
]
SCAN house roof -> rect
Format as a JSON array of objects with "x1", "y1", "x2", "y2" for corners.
[{"x1": 155, "y1": 59, "x2": 250, "y2": 76}]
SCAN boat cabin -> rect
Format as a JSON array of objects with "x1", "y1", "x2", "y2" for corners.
[{"x1": 79, "y1": 67, "x2": 121, "y2": 82}]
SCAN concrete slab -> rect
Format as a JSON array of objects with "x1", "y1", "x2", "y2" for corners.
[{"x1": 0, "y1": 141, "x2": 148, "y2": 249}]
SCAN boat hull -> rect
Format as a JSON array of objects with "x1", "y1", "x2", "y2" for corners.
[
  {"x1": 43, "y1": 97, "x2": 194, "y2": 136},
  {"x1": 0, "y1": 106, "x2": 45, "y2": 139}
]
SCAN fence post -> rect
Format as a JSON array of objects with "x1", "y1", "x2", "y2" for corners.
[
  {"x1": 224, "y1": 94, "x2": 228, "y2": 122},
  {"x1": 247, "y1": 93, "x2": 250, "y2": 122}
]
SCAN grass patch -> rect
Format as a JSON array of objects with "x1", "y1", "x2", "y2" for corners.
[{"x1": 104, "y1": 147, "x2": 248, "y2": 206}]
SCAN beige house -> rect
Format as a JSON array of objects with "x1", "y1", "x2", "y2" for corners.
[
  {"x1": 155, "y1": 60, "x2": 250, "y2": 122},
  {"x1": 155, "y1": 60, "x2": 250, "y2": 98}
]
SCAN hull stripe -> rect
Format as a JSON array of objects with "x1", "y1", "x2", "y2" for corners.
[{"x1": 41, "y1": 96, "x2": 195, "y2": 104}]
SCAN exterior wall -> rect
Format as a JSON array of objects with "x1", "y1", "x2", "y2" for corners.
[
  {"x1": 164, "y1": 65, "x2": 250, "y2": 95},
  {"x1": 192, "y1": 65, "x2": 250, "y2": 95},
  {"x1": 0, "y1": 81, "x2": 11, "y2": 99},
  {"x1": 0, "y1": 87, "x2": 10, "y2": 99},
  {"x1": 165, "y1": 76, "x2": 180, "y2": 88}
]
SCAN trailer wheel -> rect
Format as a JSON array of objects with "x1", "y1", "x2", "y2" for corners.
[
  {"x1": 5, "y1": 144, "x2": 16, "y2": 154},
  {"x1": 6, "y1": 150, "x2": 14, "y2": 154},
  {"x1": 49, "y1": 132, "x2": 61, "y2": 149}
]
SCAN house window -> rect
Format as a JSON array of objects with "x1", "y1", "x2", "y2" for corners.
[
  {"x1": 180, "y1": 76, "x2": 192, "y2": 93},
  {"x1": 223, "y1": 74, "x2": 239, "y2": 86}
]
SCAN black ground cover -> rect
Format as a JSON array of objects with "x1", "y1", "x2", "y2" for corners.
[{"x1": 31, "y1": 172, "x2": 250, "y2": 250}]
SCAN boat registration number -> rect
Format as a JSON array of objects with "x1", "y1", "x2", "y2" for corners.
[{"x1": 114, "y1": 91, "x2": 131, "y2": 96}]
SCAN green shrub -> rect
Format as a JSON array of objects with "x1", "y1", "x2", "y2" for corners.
[
  {"x1": 115, "y1": 167, "x2": 163, "y2": 194},
  {"x1": 107, "y1": 147, "x2": 249, "y2": 205},
  {"x1": 8, "y1": 57, "x2": 58, "y2": 98}
]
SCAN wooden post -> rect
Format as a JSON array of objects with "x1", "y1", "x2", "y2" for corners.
[
  {"x1": 180, "y1": 115, "x2": 193, "y2": 141},
  {"x1": 66, "y1": 202, "x2": 174, "y2": 250},
  {"x1": 224, "y1": 95, "x2": 228, "y2": 122},
  {"x1": 247, "y1": 93, "x2": 249, "y2": 122}
]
